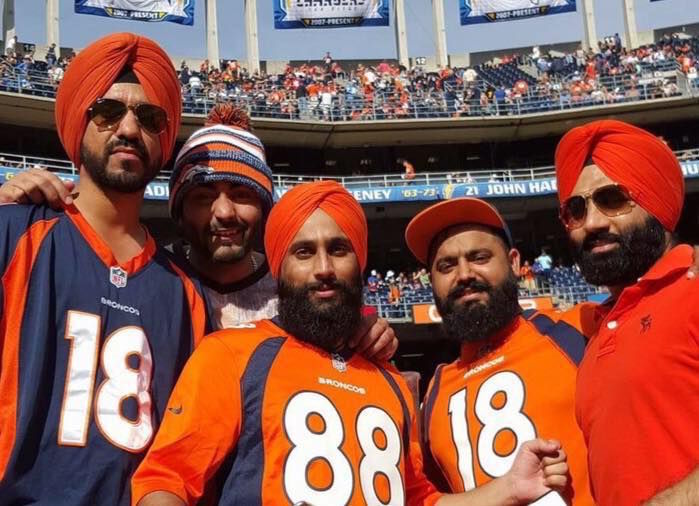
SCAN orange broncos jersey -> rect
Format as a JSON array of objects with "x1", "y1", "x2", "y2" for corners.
[
  {"x1": 423, "y1": 309, "x2": 596, "y2": 505},
  {"x1": 131, "y1": 318, "x2": 442, "y2": 506}
]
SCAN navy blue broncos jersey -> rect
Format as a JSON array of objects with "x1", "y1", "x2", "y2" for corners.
[{"x1": 0, "y1": 203, "x2": 209, "y2": 505}]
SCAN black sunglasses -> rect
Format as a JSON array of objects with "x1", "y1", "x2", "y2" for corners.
[
  {"x1": 560, "y1": 183, "x2": 636, "y2": 230},
  {"x1": 87, "y1": 98, "x2": 168, "y2": 135}
]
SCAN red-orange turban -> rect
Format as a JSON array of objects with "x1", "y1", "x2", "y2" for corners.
[
  {"x1": 555, "y1": 119, "x2": 684, "y2": 231},
  {"x1": 55, "y1": 33, "x2": 181, "y2": 169},
  {"x1": 264, "y1": 181, "x2": 368, "y2": 279}
]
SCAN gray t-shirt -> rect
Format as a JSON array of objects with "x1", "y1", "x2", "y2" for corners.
[{"x1": 204, "y1": 270, "x2": 278, "y2": 329}]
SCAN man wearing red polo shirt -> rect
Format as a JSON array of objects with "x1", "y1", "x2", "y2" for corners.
[{"x1": 555, "y1": 119, "x2": 699, "y2": 506}]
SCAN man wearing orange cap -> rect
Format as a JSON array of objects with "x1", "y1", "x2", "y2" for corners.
[
  {"x1": 555, "y1": 119, "x2": 699, "y2": 506},
  {"x1": 132, "y1": 181, "x2": 571, "y2": 506},
  {"x1": 404, "y1": 198, "x2": 594, "y2": 505},
  {"x1": 0, "y1": 33, "x2": 209, "y2": 505}
]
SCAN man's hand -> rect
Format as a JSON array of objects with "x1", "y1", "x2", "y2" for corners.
[
  {"x1": 505, "y1": 438, "x2": 569, "y2": 505},
  {"x1": 349, "y1": 312, "x2": 399, "y2": 361},
  {"x1": 689, "y1": 245, "x2": 699, "y2": 279},
  {"x1": 0, "y1": 169, "x2": 74, "y2": 209}
]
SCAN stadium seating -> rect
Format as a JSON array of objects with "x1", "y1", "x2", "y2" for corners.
[
  {"x1": 362, "y1": 266, "x2": 606, "y2": 321},
  {"x1": 476, "y1": 62, "x2": 536, "y2": 89},
  {"x1": 0, "y1": 32, "x2": 696, "y2": 123}
]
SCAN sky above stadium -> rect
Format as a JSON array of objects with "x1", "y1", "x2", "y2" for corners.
[{"x1": 7, "y1": 0, "x2": 699, "y2": 61}]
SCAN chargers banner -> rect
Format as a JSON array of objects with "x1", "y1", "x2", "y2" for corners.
[
  {"x1": 460, "y1": 0, "x2": 576, "y2": 25},
  {"x1": 274, "y1": 0, "x2": 389, "y2": 29},
  {"x1": 75, "y1": 0, "x2": 195, "y2": 25}
]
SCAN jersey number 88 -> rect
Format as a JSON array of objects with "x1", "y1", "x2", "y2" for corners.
[{"x1": 283, "y1": 391, "x2": 405, "y2": 506}]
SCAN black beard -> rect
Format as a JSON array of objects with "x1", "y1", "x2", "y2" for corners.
[
  {"x1": 434, "y1": 271, "x2": 521, "y2": 344},
  {"x1": 570, "y1": 217, "x2": 667, "y2": 287},
  {"x1": 278, "y1": 275, "x2": 363, "y2": 353},
  {"x1": 80, "y1": 137, "x2": 159, "y2": 194}
]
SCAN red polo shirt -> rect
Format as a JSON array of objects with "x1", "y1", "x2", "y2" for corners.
[{"x1": 576, "y1": 245, "x2": 699, "y2": 505}]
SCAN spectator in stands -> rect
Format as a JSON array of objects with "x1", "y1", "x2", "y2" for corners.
[
  {"x1": 388, "y1": 279, "x2": 401, "y2": 306},
  {"x1": 401, "y1": 158, "x2": 416, "y2": 183},
  {"x1": 535, "y1": 247, "x2": 553, "y2": 278},
  {"x1": 367, "y1": 269, "x2": 379, "y2": 294},
  {"x1": 179, "y1": 63, "x2": 191, "y2": 85},
  {"x1": 296, "y1": 79, "x2": 309, "y2": 119},
  {"x1": 48, "y1": 64, "x2": 64, "y2": 85},
  {"x1": 419, "y1": 268, "x2": 431, "y2": 289},
  {"x1": 520, "y1": 260, "x2": 536, "y2": 291}
]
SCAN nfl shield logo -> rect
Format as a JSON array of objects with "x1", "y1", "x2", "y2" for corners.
[
  {"x1": 109, "y1": 266, "x2": 128, "y2": 288},
  {"x1": 331, "y1": 353, "x2": 347, "y2": 373}
]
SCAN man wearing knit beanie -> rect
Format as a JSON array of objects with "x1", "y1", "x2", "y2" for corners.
[
  {"x1": 167, "y1": 104, "x2": 279, "y2": 328},
  {"x1": 166, "y1": 105, "x2": 397, "y2": 356}
]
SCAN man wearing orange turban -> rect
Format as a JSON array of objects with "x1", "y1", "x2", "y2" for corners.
[
  {"x1": 554, "y1": 119, "x2": 699, "y2": 506},
  {"x1": 0, "y1": 33, "x2": 210, "y2": 506},
  {"x1": 55, "y1": 32, "x2": 181, "y2": 171},
  {"x1": 264, "y1": 180, "x2": 368, "y2": 279}
]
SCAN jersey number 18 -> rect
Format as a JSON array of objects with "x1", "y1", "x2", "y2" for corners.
[{"x1": 57, "y1": 310, "x2": 154, "y2": 452}]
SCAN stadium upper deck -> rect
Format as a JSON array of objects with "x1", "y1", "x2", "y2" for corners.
[{"x1": 0, "y1": 33, "x2": 696, "y2": 122}]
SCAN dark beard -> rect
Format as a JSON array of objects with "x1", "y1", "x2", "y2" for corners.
[
  {"x1": 80, "y1": 137, "x2": 159, "y2": 194},
  {"x1": 571, "y1": 217, "x2": 666, "y2": 287},
  {"x1": 434, "y1": 271, "x2": 521, "y2": 343},
  {"x1": 278, "y1": 275, "x2": 363, "y2": 353}
]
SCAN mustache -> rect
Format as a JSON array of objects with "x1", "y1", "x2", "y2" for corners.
[
  {"x1": 211, "y1": 223, "x2": 247, "y2": 233},
  {"x1": 304, "y1": 279, "x2": 345, "y2": 292},
  {"x1": 582, "y1": 231, "x2": 622, "y2": 252},
  {"x1": 447, "y1": 279, "x2": 491, "y2": 302},
  {"x1": 108, "y1": 137, "x2": 147, "y2": 160}
]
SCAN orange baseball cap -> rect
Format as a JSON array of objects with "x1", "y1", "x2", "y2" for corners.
[{"x1": 405, "y1": 198, "x2": 513, "y2": 266}]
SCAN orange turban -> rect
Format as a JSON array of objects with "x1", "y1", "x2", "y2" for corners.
[
  {"x1": 264, "y1": 181, "x2": 368, "y2": 279},
  {"x1": 555, "y1": 119, "x2": 684, "y2": 231},
  {"x1": 55, "y1": 33, "x2": 181, "y2": 169}
]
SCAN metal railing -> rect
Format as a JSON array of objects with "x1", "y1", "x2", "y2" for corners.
[{"x1": 2, "y1": 148, "x2": 698, "y2": 186}]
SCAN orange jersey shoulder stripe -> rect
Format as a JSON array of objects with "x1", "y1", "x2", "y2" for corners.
[{"x1": 0, "y1": 217, "x2": 59, "y2": 479}]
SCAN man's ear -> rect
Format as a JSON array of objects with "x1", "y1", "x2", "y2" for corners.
[{"x1": 509, "y1": 247, "x2": 521, "y2": 276}]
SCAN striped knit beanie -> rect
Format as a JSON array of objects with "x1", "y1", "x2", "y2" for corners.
[{"x1": 169, "y1": 105, "x2": 274, "y2": 221}]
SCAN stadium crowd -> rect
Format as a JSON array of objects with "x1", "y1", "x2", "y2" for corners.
[
  {"x1": 1, "y1": 31, "x2": 697, "y2": 120},
  {"x1": 364, "y1": 248, "x2": 591, "y2": 309}
]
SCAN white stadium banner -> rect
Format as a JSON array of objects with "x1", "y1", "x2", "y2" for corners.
[
  {"x1": 274, "y1": 0, "x2": 390, "y2": 29},
  {"x1": 74, "y1": 0, "x2": 195, "y2": 25},
  {"x1": 460, "y1": 0, "x2": 576, "y2": 25}
]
